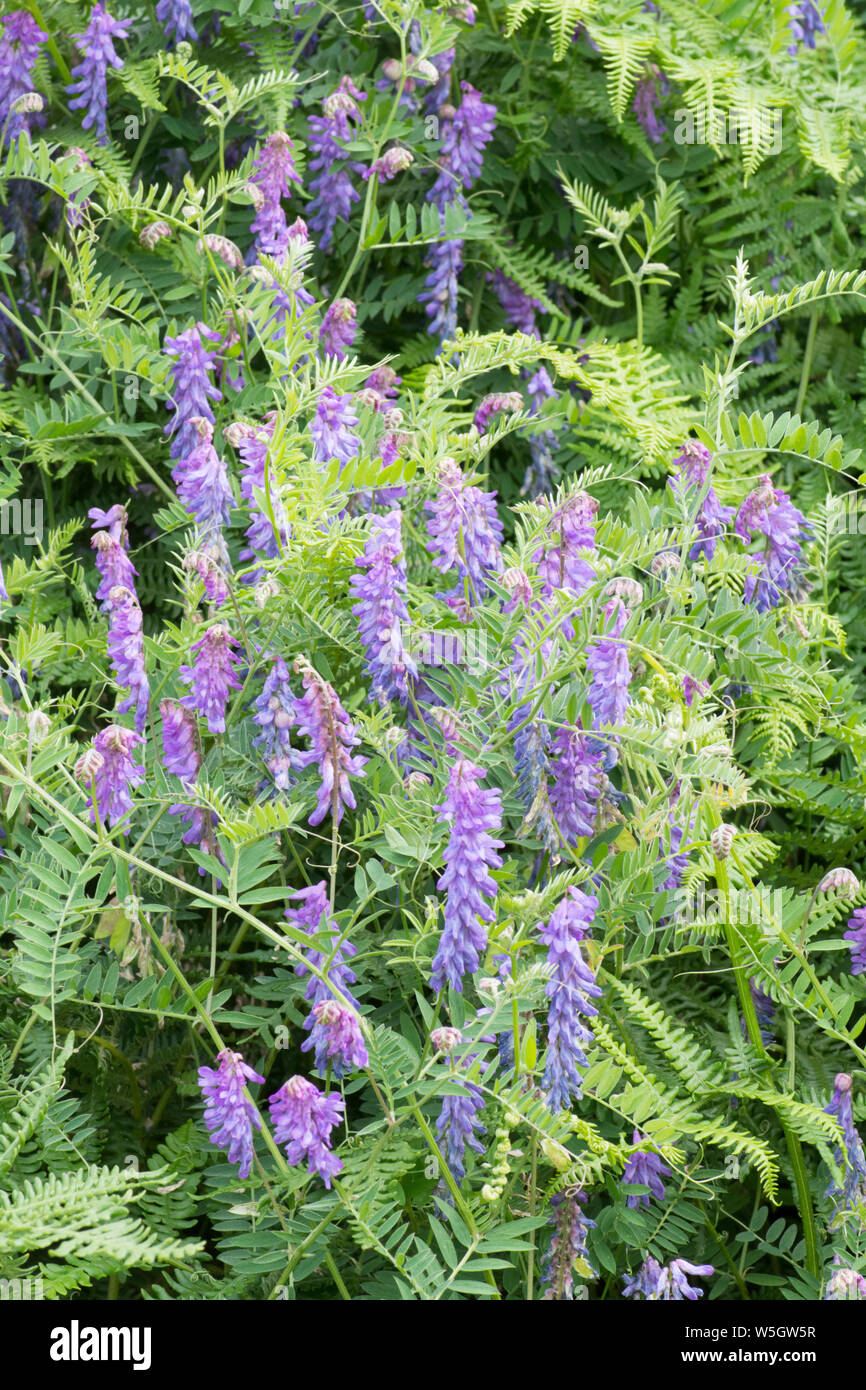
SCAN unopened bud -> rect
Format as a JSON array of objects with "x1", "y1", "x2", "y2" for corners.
[
  {"x1": 819, "y1": 868, "x2": 860, "y2": 896},
  {"x1": 711, "y1": 823, "x2": 736, "y2": 860}
]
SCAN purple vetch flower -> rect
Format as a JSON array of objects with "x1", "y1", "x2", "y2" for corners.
[
  {"x1": 311, "y1": 386, "x2": 360, "y2": 467},
  {"x1": 106, "y1": 586, "x2": 149, "y2": 733},
  {"x1": 419, "y1": 236, "x2": 463, "y2": 344},
  {"x1": 824, "y1": 1259, "x2": 866, "y2": 1300},
  {"x1": 819, "y1": 867, "x2": 861, "y2": 895},
  {"x1": 586, "y1": 599, "x2": 632, "y2": 730},
  {"x1": 632, "y1": 66, "x2": 668, "y2": 143},
  {"x1": 736, "y1": 475, "x2": 811, "y2": 611},
  {"x1": 89, "y1": 724, "x2": 145, "y2": 829},
  {"x1": 252, "y1": 653, "x2": 296, "y2": 788},
  {"x1": 669, "y1": 440, "x2": 734, "y2": 562},
  {"x1": 163, "y1": 323, "x2": 222, "y2": 461},
  {"x1": 549, "y1": 726, "x2": 604, "y2": 844},
  {"x1": 787, "y1": 1, "x2": 825, "y2": 55},
  {"x1": 364, "y1": 145, "x2": 414, "y2": 182},
  {"x1": 489, "y1": 268, "x2": 541, "y2": 336},
  {"x1": 305, "y1": 999, "x2": 368, "y2": 1076},
  {"x1": 184, "y1": 545, "x2": 229, "y2": 606},
  {"x1": 682, "y1": 674, "x2": 709, "y2": 707},
  {"x1": 623, "y1": 1256, "x2": 714, "y2": 1300},
  {"x1": 533, "y1": 491, "x2": 598, "y2": 609},
  {"x1": 425, "y1": 456, "x2": 504, "y2": 601},
  {"x1": 824, "y1": 1072, "x2": 866, "y2": 1211},
  {"x1": 430, "y1": 758, "x2": 504, "y2": 993},
  {"x1": 659, "y1": 808, "x2": 691, "y2": 894},
  {"x1": 306, "y1": 77, "x2": 366, "y2": 251},
  {"x1": 292, "y1": 656, "x2": 367, "y2": 826},
  {"x1": 226, "y1": 418, "x2": 289, "y2": 566},
  {"x1": 90, "y1": 506, "x2": 138, "y2": 610},
  {"x1": 197, "y1": 1049, "x2": 264, "y2": 1179},
  {"x1": 319, "y1": 298, "x2": 357, "y2": 361},
  {"x1": 621, "y1": 1131, "x2": 671, "y2": 1208},
  {"x1": 172, "y1": 416, "x2": 233, "y2": 540},
  {"x1": 523, "y1": 366, "x2": 561, "y2": 497},
  {"x1": 364, "y1": 364, "x2": 401, "y2": 408},
  {"x1": 66, "y1": 3, "x2": 131, "y2": 145},
  {"x1": 249, "y1": 131, "x2": 302, "y2": 255},
  {"x1": 349, "y1": 510, "x2": 416, "y2": 705},
  {"x1": 541, "y1": 1190, "x2": 597, "y2": 1299},
  {"x1": 844, "y1": 907, "x2": 866, "y2": 975},
  {"x1": 538, "y1": 887, "x2": 602, "y2": 1112},
  {"x1": 156, "y1": 0, "x2": 197, "y2": 43},
  {"x1": 179, "y1": 623, "x2": 243, "y2": 733},
  {"x1": 435, "y1": 1072, "x2": 486, "y2": 1184},
  {"x1": 427, "y1": 81, "x2": 496, "y2": 210},
  {"x1": 170, "y1": 801, "x2": 224, "y2": 876},
  {"x1": 160, "y1": 699, "x2": 199, "y2": 781},
  {"x1": 268, "y1": 1074, "x2": 344, "y2": 1187},
  {"x1": 0, "y1": 11, "x2": 47, "y2": 144},
  {"x1": 473, "y1": 391, "x2": 523, "y2": 434},
  {"x1": 746, "y1": 976, "x2": 776, "y2": 1045}
]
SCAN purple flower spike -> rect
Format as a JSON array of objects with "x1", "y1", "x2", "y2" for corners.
[
  {"x1": 541, "y1": 1191, "x2": 597, "y2": 1300},
  {"x1": 0, "y1": 11, "x2": 47, "y2": 144},
  {"x1": 268, "y1": 1074, "x2": 344, "y2": 1187},
  {"x1": 292, "y1": 657, "x2": 366, "y2": 826},
  {"x1": 304, "y1": 999, "x2": 368, "y2": 1076},
  {"x1": 436, "y1": 1076, "x2": 486, "y2": 1184},
  {"x1": 419, "y1": 237, "x2": 463, "y2": 344},
  {"x1": 621, "y1": 1130, "x2": 671, "y2": 1208},
  {"x1": 844, "y1": 907, "x2": 866, "y2": 975},
  {"x1": 172, "y1": 416, "x2": 233, "y2": 541},
  {"x1": 306, "y1": 77, "x2": 366, "y2": 251},
  {"x1": 226, "y1": 418, "x2": 290, "y2": 567},
  {"x1": 350, "y1": 510, "x2": 416, "y2": 705},
  {"x1": 319, "y1": 298, "x2": 357, "y2": 361},
  {"x1": 474, "y1": 391, "x2": 523, "y2": 434},
  {"x1": 549, "y1": 726, "x2": 603, "y2": 844},
  {"x1": 160, "y1": 699, "x2": 199, "y2": 781},
  {"x1": 156, "y1": 0, "x2": 198, "y2": 43},
  {"x1": 197, "y1": 1049, "x2": 264, "y2": 1179},
  {"x1": 534, "y1": 491, "x2": 598, "y2": 610},
  {"x1": 425, "y1": 456, "x2": 504, "y2": 601},
  {"x1": 669, "y1": 440, "x2": 734, "y2": 562},
  {"x1": 787, "y1": 1, "x2": 825, "y2": 55},
  {"x1": 623, "y1": 1256, "x2": 713, "y2": 1300},
  {"x1": 106, "y1": 585, "x2": 149, "y2": 734},
  {"x1": 428, "y1": 81, "x2": 496, "y2": 210},
  {"x1": 633, "y1": 66, "x2": 668, "y2": 143},
  {"x1": 179, "y1": 623, "x2": 243, "y2": 733},
  {"x1": 430, "y1": 758, "x2": 503, "y2": 993},
  {"x1": 538, "y1": 887, "x2": 602, "y2": 1112},
  {"x1": 736, "y1": 475, "x2": 811, "y2": 612},
  {"x1": 90, "y1": 506, "x2": 138, "y2": 610},
  {"x1": 311, "y1": 385, "x2": 360, "y2": 467},
  {"x1": 163, "y1": 323, "x2": 222, "y2": 461},
  {"x1": 824, "y1": 1072, "x2": 866, "y2": 1211},
  {"x1": 249, "y1": 131, "x2": 302, "y2": 255},
  {"x1": 252, "y1": 653, "x2": 296, "y2": 787},
  {"x1": 66, "y1": 3, "x2": 131, "y2": 145},
  {"x1": 89, "y1": 724, "x2": 145, "y2": 829},
  {"x1": 586, "y1": 599, "x2": 632, "y2": 730}
]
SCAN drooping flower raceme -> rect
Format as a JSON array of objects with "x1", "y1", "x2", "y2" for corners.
[
  {"x1": 251, "y1": 653, "x2": 296, "y2": 789},
  {"x1": 197, "y1": 1050, "x2": 264, "y2": 1180},
  {"x1": 436, "y1": 1072, "x2": 486, "y2": 1185},
  {"x1": 425, "y1": 457, "x2": 504, "y2": 601},
  {"x1": 88, "y1": 724, "x2": 145, "y2": 829},
  {"x1": 66, "y1": 3, "x2": 131, "y2": 145},
  {"x1": 286, "y1": 879, "x2": 368, "y2": 1078},
  {"x1": 306, "y1": 77, "x2": 366, "y2": 250},
  {"x1": 292, "y1": 657, "x2": 366, "y2": 826},
  {"x1": 311, "y1": 386, "x2": 360, "y2": 467},
  {"x1": 586, "y1": 598, "x2": 632, "y2": 732},
  {"x1": 431, "y1": 758, "x2": 504, "y2": 993},
  {"x1": 787, "y1": 1, "x2": 825, "y2": 55},
  {"x1": 249, "y1": 131, "x2": 302, "y2": 255},
  {"x1": 621, "y1": 1131, "x2": 671, "y2": 1209},
  {"x1": 538, "y1": 887, "x2": 602, "y2": 1112},
  {"x1": 844, "y1": 906, "x2": 866, "y2": 975},
  {"x1": 160, "y1": 699, "x2": 199, "y2": 781},
  {"x1": 824, "y1": 1072, "x2": 866, "y2": 1212},
  {"x1": 156, "y1": 0, "x2": 197, "y2": 43},
  {"x1": 541, "y1": 1191, "x2": 597, "y2": 1300},
  {"x1": 669, "y1": 440, "x2": 734, "y2": 562},
  {"x1": 172, "y1": 417, "x2": 233, "y2": 544},
  {"x1": 106, "y1": 585, "x2": 149, "y2": 734},
  {"x1": 269, "y1": 1074, "x2": 344, "y2": 1187},
  {"x1": 736, "y1": 474, "x2": 811, "y2": 612},
  {"x1": 179, "y1": 624, "x2": 243, "y2": 734},
  {"x1": 623, "y1": 1256, "x2": 714, "y2": 1300},
  {"x1": 0, "y1": 11, "x2": 47, "y2": 144},
  {"x1": 319, "y1": 298, "x2": 357, "y2": 361},
  {"x1": 350, "y1": 510, "x2": 416, "y2": 706},
  {"x1": 163, "y1": 323, "x2": 222, "y2": 461},
  {"x1": 226, "y1": 418, "x2": 290, "y2": 568},
  {"x1": 548, "y1": 726, "x2": 604, "y2": 844},
  {"x1": 632, "y1": 66, "x2": 668, "y2": 143},
  {"x1": 90, "y1": 505, "x2": 137, "y2": 610}
]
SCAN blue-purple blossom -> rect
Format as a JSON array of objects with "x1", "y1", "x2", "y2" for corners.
[
  {"x1": 541, "y1": 1191, "x2": 597, "y2": 1299},
  {"x1": 549, "y1": 726, "x2": 604, "y2": 844},
  {"x1": 305, "y1": 1000, "x2": 368, "y2": 1076},
  {"x1": 284, "y1": 880, "x2": 367, "y2": 1077},
  {"x1": 419, "y1": 237, "x2": 463, "y2": 344},
  {"x1": 633, "y1": 66, "x2": 668, "y2": 143},
  {"x1": 736, "y1": 475, "x2": 811, "y2": 611},
  {"x1": 226, "y1": 419, "x2": 289, "y2": 567},
  {"x1": 268, "y1": 1074, "x2": 344, "y2": 1187},
  {"x1": 844, "y1": 907, "x2": 866, "y2": 975},
  {"x1": 88, "y1": 724, "x2": 145, "y2": 829},
  {"x1": 292, "y1": 657, "x2": 366, "y2": 826},
  {"x1": 621, "y1": 1131, "x2": 671, "y2": 1208},
  {"x1": 0, "y1": 11, "x2": 47, "y2": 144},
  {"x1": 90, "y1": 505, "x2": 137, "y2": 610},
  {"x1": 319, "y1": 298, "x2": 357, "y2": 361},
  {"x1": 824, "y1": 1072, "x2": 866, "y2": 1211},
  {"x1": 586, "y1": 599, "x2": 632, "y2": 730},
  {"x1": 160, "y1": 698, "x2": 199, "y2": 781},
  {"x1": 669, "y1": 440, "x2": 734, "y2": 562},
  {"x1": 533, "y1": 490, "x2": 598, "y2": 610},
  {"x1": 431, "y1": 758, "x2": 504, "y2": 993},
  {"x1": 539, "y1": 887, "x2": 602, "y2": 1112},
  {"x1": 436, "y1": 1073, "x2": 486, "y2": 1184},
  {"x1": 623, "y1": 1256, "x2": 714, "y2": 1300},
  {"x1": 787, "y1": 1, "x2": 825, "y2": 55},
  {"x1": 252, "y1": 653, "x2": 296, "y2": 789},
  {"x1": 306, "y1": 77, "x2": 366, "y2": 250},
  {"x1": 350, "y1": 510, "x2": 416, "y2": 705},
  {"x1": 156, "y1": 0, "x2": 197, "y2": 43},
  {"x1": 427, "y1": 82, "x2": 496, "y2": 210},
  {"x1": 824, "y1": 1259, "x2": 866, "y2": 1300},
  {"x1": 179, "y1": 623, "x2": 243, "y2": 733},
  {"x1": 164, "y1": 323, "x2": 222, "y2": 461},
  {"x1": 425, "y1": 456, "x2": 504, "y2": 601},
  {"x1": 172, "y1": 416, "x2": 233, "y2": 541},
  {"x1": 249, "y1": 131, "x2": 302, "y2": 255},
  {"x1": 66, "y1": 3, "x2": 131, "y2": 145},
  {"x1": 197, "y1": 1049, "x2": 264, "y2": 1179},
  {"x1": 747, "y1": 976, "x2": 776, "y2": 1045},
  {"x1": 106, "y1": 585, "x2": 149, "y2": 734},
  {"x1": 311, "y1": 386, "x2": 360, "y2": 467}
]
